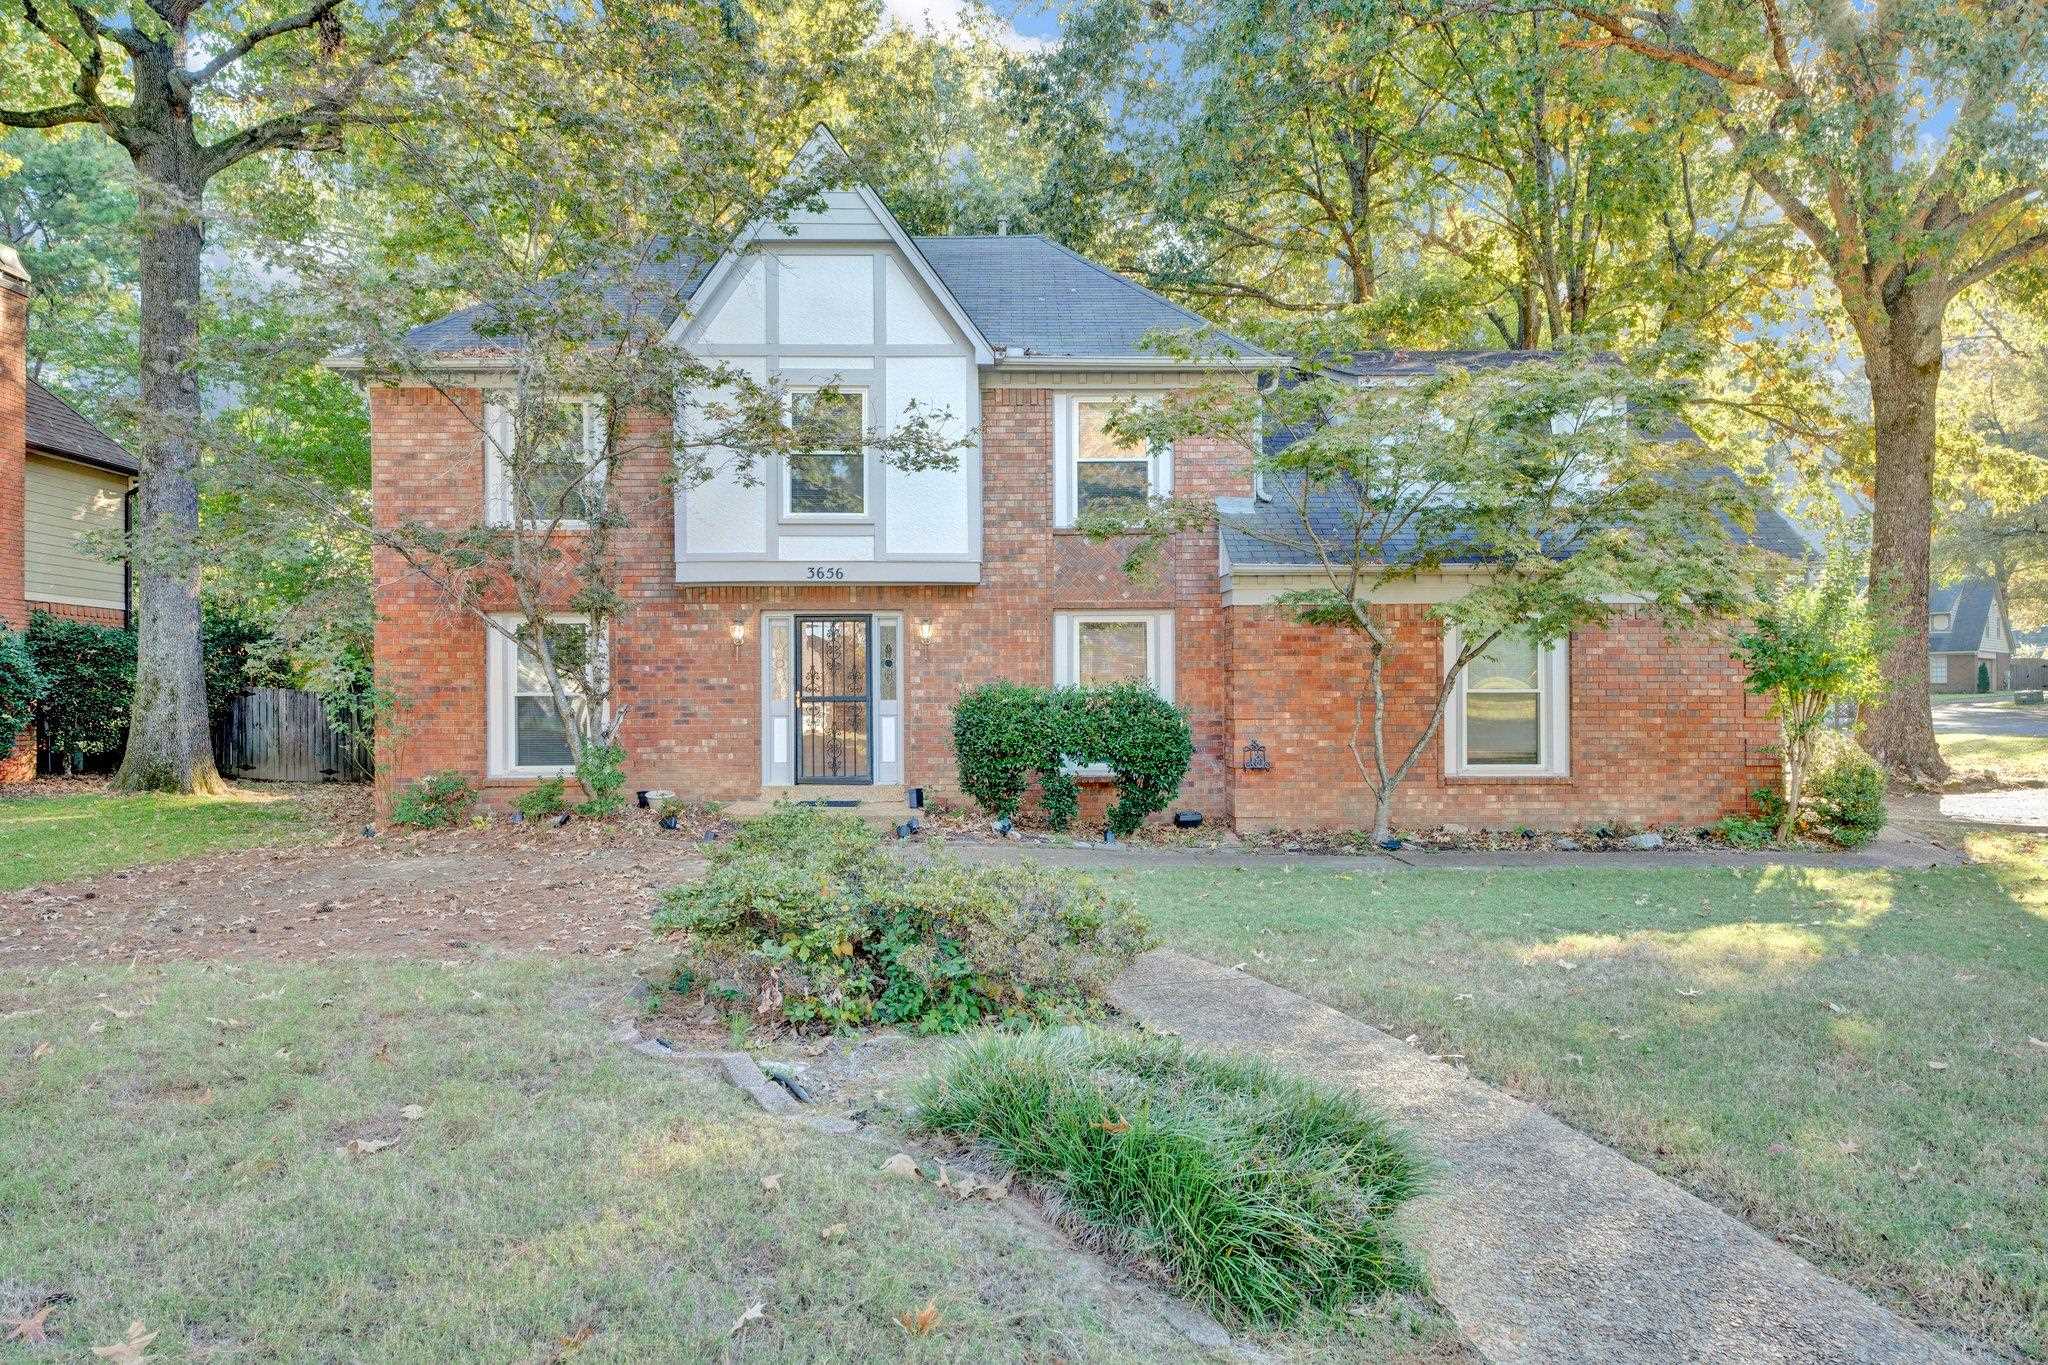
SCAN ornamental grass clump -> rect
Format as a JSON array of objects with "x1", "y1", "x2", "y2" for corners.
[{"x1": 913, "y1": 1030, "x2": 1426, "y2": 1325}]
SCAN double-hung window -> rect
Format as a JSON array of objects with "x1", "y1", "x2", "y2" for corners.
[
  {"x1": 1053, "y1": 611, "x2": 1175, "y2": 698},
  {"x1": 485, "y1": 397, "x2": 607, "y2": 528},
  {"x1": 785, "y1": 388, "x2": 867, "y2": 517},
  {"x1": 487, "y1": 614, "x2": 604, "y2": 777},
  {"x1": 1058, "y1": 395, "x2": 1170, "y2": 526},
  {"x1": 1445, "y1": 628, "x2": 1569, "y2": 777}
]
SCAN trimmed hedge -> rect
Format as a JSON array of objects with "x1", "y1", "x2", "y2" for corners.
[
  {"x1": 952, "y1": 680, "x2": 1192, "y2": 835},
  {"x1": 0, "y1": 630, "x2": 43, "y2": 741},
  {"x1": 25, "y1": 612, "x2": 136, "y2": 762}
]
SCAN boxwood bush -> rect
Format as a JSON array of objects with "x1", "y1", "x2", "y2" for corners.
[
  {"x1": 914, "y1": 1030, "x2": 1425, "y2": 1325},
  {"x1": 653, "y1": 804, "x2": 1150, "y2": 1031},
  {"x1": 952, "y1": 680, "x2": 1192, "y2": 835},
  {"x1": 1805, "y1": 730, "x2": 1886, "y2": 848}
]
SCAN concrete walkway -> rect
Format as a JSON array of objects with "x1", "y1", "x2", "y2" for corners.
[{"x1": 1110, "y1": 950, "x2": 1969, "y2": 1365}]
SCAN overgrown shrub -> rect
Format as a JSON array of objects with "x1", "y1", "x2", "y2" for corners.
[
  {"x1": 25, "y1": 612, "x2": 135, "y2": 764},
  {"x1": 913, "y1": 1030, "x2": 1424, "y2": 1325},
  {"x1": 1711, "y1": 812, "x2": 1774, "y2": 849},
  {"x1": 0, "y1": 631, "x2": 43, "y2": 741},
  {"x1": 951, "y1": 681, "x2": 1076, "y2": 829},
  {"x1": 1805, "y1": 731, "x2": 1886, "y2": 848},
  {"x1": 391, "y1": 770, "x2": 478, "y2": 829},
  {"x1": 573, "y1": 741, "x2": 627, "y2": 817},
  {"x1": 201, "y1": 600, "x2": 290, "y2": 722},
  {"x1": 513, "y1": 777, "x2": 568, "y2": 820},
  {"x1": 653, "y1": 805, "x2": 1150, "y2": 1031},
  {"x1": 1070, "y1": 681, "x2": 1194, "y2": 836}
]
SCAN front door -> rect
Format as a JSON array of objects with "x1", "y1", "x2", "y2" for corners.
[{"x1": 795, "y1": 615, "x2": 873, "y2": 784}]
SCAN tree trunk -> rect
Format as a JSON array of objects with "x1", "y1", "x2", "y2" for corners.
[
  {"x1": 1860, "y1": 307, "x2": 1949, "y2": 786},
  {"x1": 113, "y1": 144, "x2": 226, "y2": 795}
]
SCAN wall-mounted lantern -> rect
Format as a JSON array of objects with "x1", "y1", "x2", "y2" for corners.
[
  {"x1": 917, "y1": 618, "x2": 935, "y2": 644},
  {"x1": 730, "y1": 619, "x2": 747, "y2": 657},
  {"x1": 1241, "y1": 740, "x2": 1270, "y2": 772}
]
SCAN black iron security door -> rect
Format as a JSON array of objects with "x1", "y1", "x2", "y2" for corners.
[{"x1": 795, "y1": 616, "x2": 873, "y2": 784}]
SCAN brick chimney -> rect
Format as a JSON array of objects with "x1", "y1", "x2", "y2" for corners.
[
  {"x1": 1, "y1": 244, "x2": 32, "y2": 783},
  {"x1": 0, "y1": 242, "x2": 25, "y2": 635}
]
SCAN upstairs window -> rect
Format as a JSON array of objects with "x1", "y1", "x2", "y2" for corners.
[
  {"x1": 1445, "y1": 628, "x2": 1569, "y2": 777},
  {"x1": 1058, "y1": 395, "x2": 1170, "y2": 526},
  {"x1": 485, "y1": 397, "x2": 607, "y2": 529},
  {"x1": 785, "y1": 388, "x2": 867, "y2": 517}
]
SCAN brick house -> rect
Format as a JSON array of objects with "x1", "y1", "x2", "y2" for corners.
[
  {"x1": 350, "y1": 130, "x2": 1788, "y2": 833},
  {"x1": 1927, "y1": 579, "x2": 2010, "y2": 693},
  {"x1": 2, "y1": 243, "x2": 138, "y2": 783}
]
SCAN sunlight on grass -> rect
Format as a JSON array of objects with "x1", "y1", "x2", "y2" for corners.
[
  {"x1": 0, "y1": 790, "x2": 314, "y2": 890},
  {"x1": 1941, "y1": 732, "x2": 2048, "y2": 783},
  {"x1": 1130, "y1": 851, "x2": 2048, "y2": 1355}
]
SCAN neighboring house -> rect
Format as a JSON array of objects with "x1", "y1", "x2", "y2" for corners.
[
  {"x1": 346, "y1": 128, "x2": 1785, "y2": 833},
  {"x1": 1928, "y1": 579, "x2": 2011, "y2": 693},
  {"x1": 1, "y1": 243, "x2": 139, "y2": 782}
]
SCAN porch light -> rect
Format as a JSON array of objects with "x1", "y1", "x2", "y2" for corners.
[
  {"x1": 1241, "y1": 740, "x2": 1270, "y2": 772},
  {"x1": 917, "y1": 618, "x2": 935, "y2": 643},
  {"x1": 730, "y1": 619, "x2": 747, "y2": 656}
]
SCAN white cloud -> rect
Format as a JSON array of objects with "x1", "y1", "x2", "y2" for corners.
[{"x1": 880, "y1": 0, "x2": 1050, "y2": 51}]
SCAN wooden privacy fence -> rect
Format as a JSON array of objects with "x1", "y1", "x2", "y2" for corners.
[{"x1": 212, "y1": 687, "x2": 371, "y2": 783}]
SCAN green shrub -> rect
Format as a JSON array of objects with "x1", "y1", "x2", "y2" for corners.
[
  {"x1": 653, "y1": 804, "x2": 1149, "y2": 1031},
  {"x1": 24, "y1": 612, "x2": 135, "y2": 764},
  {"x1": 0, "y1": 630, "x2": 43, "y2": 741},
  {"x1": 573, "y1": 741, "x2": 627, "y2": 817},
  {"x1": 1711, "y1": 812, "x2": 1774, "y2": 849},
  {"x1": 1070, "y1": 681, "x2": 1194, "y2": 836},
  {"x1": 913, "y1": 1030, "x2": 1424, "y2": 1325},
  {"x1": 1805, "y1": 731, "x2": 1886, "y2": 848},
  {"x1": 391, "y1": 770, "x2": 478, "y2": 829},
  {"x1": 952, "y1": 681, "x2": 1076, "y2": 829},
  {"x1": 200, "y1": 600, "x2": 290, "y2": 723},
  {"x1": 513, "y1": 777, "x2": 568, "y2": 820},
  {"x1": 1978, "y1": 660, "x2": 1992, "y2": 694}
]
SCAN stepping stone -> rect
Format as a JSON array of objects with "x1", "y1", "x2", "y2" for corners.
[{"x1": 1110, "y1": 950, "x2": 1965, "y2": 1365}]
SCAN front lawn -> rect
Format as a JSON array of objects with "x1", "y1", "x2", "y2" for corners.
[
  {"x1": 0, "y1": 956, "x2": 1464, "y2": 1362},
  {"x1": 1128, "y1": 836, "x2": 2048, "y2": 1356},
  {"x1": 0, "y1": 789, "x2": 317, "y2": 891},
  {"x1": 1941, "y1": 731, "x2": 2048, "y2": 785}
]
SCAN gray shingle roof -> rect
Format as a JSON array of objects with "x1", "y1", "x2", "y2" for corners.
[
  {"x1": 911, "y1": 236, "x2": 1270, "y2": 360},
  {"x1": 1930, "y1": 579, "x2": 2000, "y2": 654},
  {"x1": 397, "y1": 234, "x2": 1271, "y2": 363},
  {"x1": 26, "y1": 379, "x2": 137, "y2": 475}
]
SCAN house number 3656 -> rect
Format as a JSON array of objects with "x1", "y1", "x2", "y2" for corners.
[{"x1": 805, "y1": 565, "x2": 846, "y2": 581}]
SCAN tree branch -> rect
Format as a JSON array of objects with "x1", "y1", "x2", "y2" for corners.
[
  {"x1": 188, "y1": 0, "x2": 345, "y2": 86},
  {"x1": 1949, "y1": 226, "x2": 2048, "y2": 299}
]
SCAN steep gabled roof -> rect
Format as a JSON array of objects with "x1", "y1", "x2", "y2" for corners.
[
  {"x1": 26, "y1": 378, "x2": 138, "y2": 475},
  {"x1": 1930, "y1": 578, "x2": 2001, "y2": 654}
]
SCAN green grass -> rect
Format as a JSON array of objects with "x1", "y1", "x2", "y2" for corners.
[
  {"x1": 914, "y1": 1030, "x2": 1425, "y2": 1327},
  {"x1": 1126, "y1": 835, "x2": 2048, "y2": 1356},
  {"x1": 0, "y1": 956, "x2": 1465, "y2": 1363},
  {"x1": 1941, "y1": 730, "x2": 2048, "y2": 784},
  {"x1": 0, "y1": 790, "x2": 315, "y2": 890}
]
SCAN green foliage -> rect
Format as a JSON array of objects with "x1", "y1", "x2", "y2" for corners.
[
  {"x1": 0, "y1": 631, "x2": 44, "y2": 741},
  {"x1": 1711, "y1": 813, "x2": 1775, "y2": 850},
  {"x1": 1979, "y1": 661, "x2": 1993, "y2": 694},
  {"x1": 572, "y1": 742, "x2": 627, "y2": 818},
  {"x1": 1805, "y1": 732, "x2": 1888, "y2": 849},
  {"x1": 513, "y1": 777, "x2": 568, "y2": 820},
  {"x1": 913, "y1": 1030, "x2": 1424, "y2": 1325},
  {"x1": 200, "y1": 600, "x2": 290, "y2": 724},
  {"x1": 24, "y1": 612, "x2": 135, "y2": 761},
  {"x1": 391, "y1": 771, "x2": 478, "y2": 830},
  {"x1": 1068, "y1": 681, "x2": 1194, "y2": 836},
  {"x1": 951, "y1": 681, "x2": 1077, "y2": 829},
  {"x1": 653, "y1": 805, "x2": 1149, "y2": 1032}
]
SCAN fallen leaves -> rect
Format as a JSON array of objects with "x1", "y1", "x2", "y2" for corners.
[
  {"x1": 91, "y1": 1321, "x2": 158, "y2": 1363},
  {"x1": 4, "y1": 1303, "x2": 57, "y2": 1345},
  {"x1": 934, "y1": 1165, "x2": 1010, "y2": 1202},
  {"x1": 760, "y1": 1172, "x2": 781, "y2": 1194},
  {"x1": 880, "y1": 1153, "x2": 921, "y2": 1180},
  {"x1": 1089, "y1": 1117, "x2": 1131, "y2": 1135},
  {"x1": 29, "y1": 1040, "x2": 52, "y2": 1061},
  {"x1": 341, "y1": 1136, "x2": 397, "y2": 1156},
  {"x1": 820, "y1": 1222, "x2": 848, "y2": 1242},
  {"x1": 1926, "y1": 1060, "x2": 1949, "y2": 1071},
  {"x1": 398, "y1": 1103, "x2": 426, "y2": 1121},
  {"x1": 895, "y1": 1301, "x2": 941, "y2": 1337},
  {"x1": 729, "y1": 1302, "x2": 766, "y2": 1336}
]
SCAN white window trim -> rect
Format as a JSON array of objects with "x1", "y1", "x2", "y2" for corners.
[
  {"x1": 1443, "y1": 627, "x2": 1570, "y2": 779},
  {"x1": 1053, "y1": 393, "x2": 1173, "y2": 529},
  {"x1": 782, "y1": 386, "x2": 870, "y2": 521},
  {"x1": 1053, "y1": 610, "x2": 1176, "y2": 778},
  {"x1": 1930, "y1": 655, "x2": 1949, "y2": 685},
  {"x1": 484, "y1": 396, "x2": 608, "y2": 530},
  {"x1": 486, "y1": 612, "x2": 609, "y2": 779}
]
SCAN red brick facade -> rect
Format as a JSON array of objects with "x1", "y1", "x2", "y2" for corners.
[
  {"x1": 370, "y1": 380, "x2": 1777, "y2": 833},
  {"x1": 2, "y1": 248, "x2": 34, "y2": 783}
]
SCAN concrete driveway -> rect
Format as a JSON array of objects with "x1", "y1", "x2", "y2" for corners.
[{"x1": 1934, "y1": 694, "x2": 2048, "y2": 738}]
